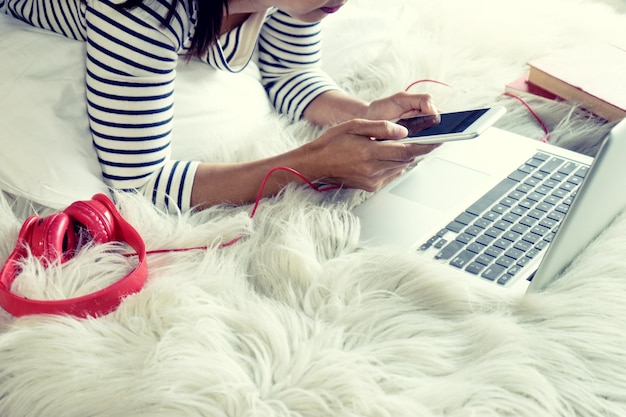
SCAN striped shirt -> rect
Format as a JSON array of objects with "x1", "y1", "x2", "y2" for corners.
[{"x1": 2, "y1": 0, "x2": 339, "y2": 211}]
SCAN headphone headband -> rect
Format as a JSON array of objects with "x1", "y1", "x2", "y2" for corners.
[{"x1": 0, "y1": 194, "x2": 148, "y2": 318}]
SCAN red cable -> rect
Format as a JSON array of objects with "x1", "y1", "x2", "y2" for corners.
[
  {"x1": 404, "y1": 79, "x2": 452, "y2": 91},
  {"x1": 503, "y1": 92, "x2": 551, "y2": 142},
  {"x1": 137, "y1": 166, "x2": 340, "y2": 255},
  {"x1": 249, "y1": 166, "x2": 340, "y2": 218}
]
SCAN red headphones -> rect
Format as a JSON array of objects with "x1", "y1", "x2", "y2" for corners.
[{"x1": 0, "y1": 193, "x2": 148, "y2": 318}]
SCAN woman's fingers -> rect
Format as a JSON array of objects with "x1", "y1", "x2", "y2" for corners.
[
  {"x1": 365, "y1": 92, "x2": 439, "y2": 121},
  {"x1": 343, "y1": 118, "x2": 408, "y2": 140},
  {"x1": 303, "y1": 118, "x2": 440, "y2": 192}
]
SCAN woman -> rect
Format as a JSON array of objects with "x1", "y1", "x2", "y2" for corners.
[{"x1": 2, "y1": 0, "x2": 439, "y2": 212}]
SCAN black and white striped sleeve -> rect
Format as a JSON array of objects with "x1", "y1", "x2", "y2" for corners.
[
  {"x1": 1, "y1": 0, "x2": 87, "y2": 40},
  {"x1": 85, "y1": 0, "x2": 197, "y2": 212},
  {"x1": 258, "y1": 10, "x2": 340, "y2": 122}
]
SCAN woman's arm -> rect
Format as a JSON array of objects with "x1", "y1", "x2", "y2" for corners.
[
  {"x1": 190, "y1": 118, "x2": 436, "y2": 209},
  {"x1": 258, "y1": 10, "x2": 438, "y2": 127},
  {"x1": 258, "y1": 10, "x2": 341, "y2": 122}
]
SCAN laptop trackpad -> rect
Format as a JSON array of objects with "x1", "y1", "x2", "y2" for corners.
[{"x1": 389, "y1": 157, "x2": 490, "y2": 210}]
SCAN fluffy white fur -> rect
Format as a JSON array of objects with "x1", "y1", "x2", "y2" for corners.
[{"x1": 2, "y1": 0, "x2": 626, "y2": 415}]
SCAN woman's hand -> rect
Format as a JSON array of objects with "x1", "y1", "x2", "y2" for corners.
[
  {"x1": 302, "y1": 90, "x2": 438, "y2": 127},
  {"x1": 363, "y1": 91, "x2": 439, "y2": 122},
  {"x1": 297, "y1": 118, "x2": 439, "y2": 192}
]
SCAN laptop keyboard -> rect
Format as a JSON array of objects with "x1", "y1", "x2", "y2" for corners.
[{"x1": 418, "y1": 151, "x2": 589, "y2": 285}]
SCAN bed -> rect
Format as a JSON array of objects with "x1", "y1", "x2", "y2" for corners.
[{"x1": 2, "y1": 0, "x2": 626, "y2": 415}]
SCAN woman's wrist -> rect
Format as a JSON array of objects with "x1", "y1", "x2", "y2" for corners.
[
  {"x1": 189, "y1": 146, "x2": 318, "y2": 209},
  {"x1": 303, "y1": 90, "x2": 370, "y2": 126}
]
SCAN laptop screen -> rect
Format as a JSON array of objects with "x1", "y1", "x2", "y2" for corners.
[{"x1": 528, "y1": 119, "x2": 626, "y2": 292}]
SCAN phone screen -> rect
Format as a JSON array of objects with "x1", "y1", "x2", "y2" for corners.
[{"x1": 397, "y1": 109, "x2": 489, "y2": 137}]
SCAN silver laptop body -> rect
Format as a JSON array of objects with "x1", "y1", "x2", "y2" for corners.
[{"x1": 354, "y1": 119, "x2": 626, "y2": 293}]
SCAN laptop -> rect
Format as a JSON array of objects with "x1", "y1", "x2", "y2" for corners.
[{"x1": 353, "y1": 118, "x2": 626, "y2": 294}]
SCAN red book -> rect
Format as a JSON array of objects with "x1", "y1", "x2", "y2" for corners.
[
  {"x1": 505, "y1": 72, "x2": 558, "y2": 101},
  {"x1": 526, "y1": 42, "x2": 626, "y2": 121}
]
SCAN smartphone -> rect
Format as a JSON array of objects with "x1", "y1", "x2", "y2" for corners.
[{"x1": 392, "y1": 105, "x2": 506, "y2": 144}]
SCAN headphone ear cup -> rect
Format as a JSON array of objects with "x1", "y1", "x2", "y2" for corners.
[
  {"x1": 64, "y1": 199, "x2": 116, "y2": 244},
  {"x1": 21, "y1": 213, "x2": 77, "y2": 264},
  {"x1": 1, "y1": 193, "x2": 148, "y2": 318}
]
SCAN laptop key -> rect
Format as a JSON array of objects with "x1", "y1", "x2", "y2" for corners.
[
  {"x1": 526, "y1": 248, "x2": 540, "y2": 259},
  {"x1": 456, "y1": 233, "x2": 473, "y2": 244},
  {"x1": 502, "y1": 231, "x2": 522, "y2": 242},
  {"x1": 482, "y1": 264, "x2": 506, "y2": 281},
  {"x1": 434, "y1": 239, "x2": 447, "y2": 249},
  {"x1": 476, "y1": 254, "x2": 494, "y2": 266},
  {"x1": 465, "y1": 262, "x2": 486, "y2": 275},
  {"x1": 503, "y1": 212, "x2": 521, "y2": 223},
  {"x1": 574, "y1": 166, "x2": 589, "y2": 178},
  {"x1": 518, "y1": 199, "x2": 535, "y2": 210},
  {"x1": 450, "y1": 250, "x2": 475, "y2": 269},
  {"x1": 519, "y1": 216, "x2": 538, "y2": 227},
  {"x1": 557, "y1": 161, "x2": 578, "y2": 175},
  {"x1": 518, "y1": 164, "x2": 535, "y2": 174},
  {"x1": 539, "y1": 218, "x2": 557, "y2": 229},
  {"x1": 473, "y1": 218, "x2": 491, "y2": 229},
  {"x1": 555, "y1": 204, "x2": 570, "y2": 214},
  {"x1": 466, "y1": 242, "x2": 484, "y2": 254},
  {"x1": 527, "y1": 209, "x2": 544, "y2": 220},
  {"x1": 531, "y1": 225, "x2": 550, "y2": 236},
  {"x1": 435, "y1": 240, "x2": 464, "y2": 260},
  {"x1": 514, "y1": 240, "x2": 532, "y2": 252},
  {"x1": 550, "y1": 173, "x2": 566, "y2": 183},
  {"x1": 526, "y1": 156, "x2": 544, "y2": 167},
  {"x1": 465, "y1": 225, "x2": 483, "y2": 237},
  {"x1": 505, "y1": 248, "x2": 524, "y2": 260},
  {"x1": 535, "y1": 202, "x2": 553, "y2": 212},
  {"x1": 566, "y1": 173, "x2": 580, "y2": 184},
  {"x1": 493, "y1": 238, "x2": 512, "y2": 250},
  {"x1": 482, "y1": 211, "x2": 500, "y2": 222},
  {"x1": 484, "y1": 227, "x2": 502, "y2": 238},
  {"x1": 540, "y1": 157, "x2": 565, "y2": 173},
  {"x1": 547, "y1": 211, "x2": 565, "y2": 222},
  {"x1": 483, "y1": 246, "x2": 502, "y2": 258},
  {"x1": 494, "y1": 220, "x2": 510, "y2": 230},
  {"x1": 497, "y1": 274, "x2": 516, "y2": 285},
  {"x1": 531, "y1": 171, "x2": 547, "y2": 181},
  {"x1": 522, "y1": 233, "x2": 540, "y2": 245},
  {"x1": 508, "y1": 170, "x2": 528, "y2": 182},
  {"x1": 476, "y1": 234, "x2": 494, "y2": 246},
  {"x1": 559, "y1": 182, "x2": 577, "y2": 192},
  {"x1": 511, "y1": 223, "x2": 530, "y2": 235},
  {"x1": 445, "y1": 221, "x2": 465, "y2": 233},
  {"x1": 495, "y1": 256, "x2": 514, "y2": 268},
  {"x1": 454, "y1": 211, "x2": 476, "y2": 225}
]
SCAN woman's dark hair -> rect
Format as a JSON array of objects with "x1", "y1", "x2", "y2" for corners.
[{"x1": 120, "y1": 0, "x2": 229, "y2": 57}]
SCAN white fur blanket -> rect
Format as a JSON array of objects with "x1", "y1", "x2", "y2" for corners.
[{"x1": 2, "y1": 0, "x2": 626, "y2": 415}]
